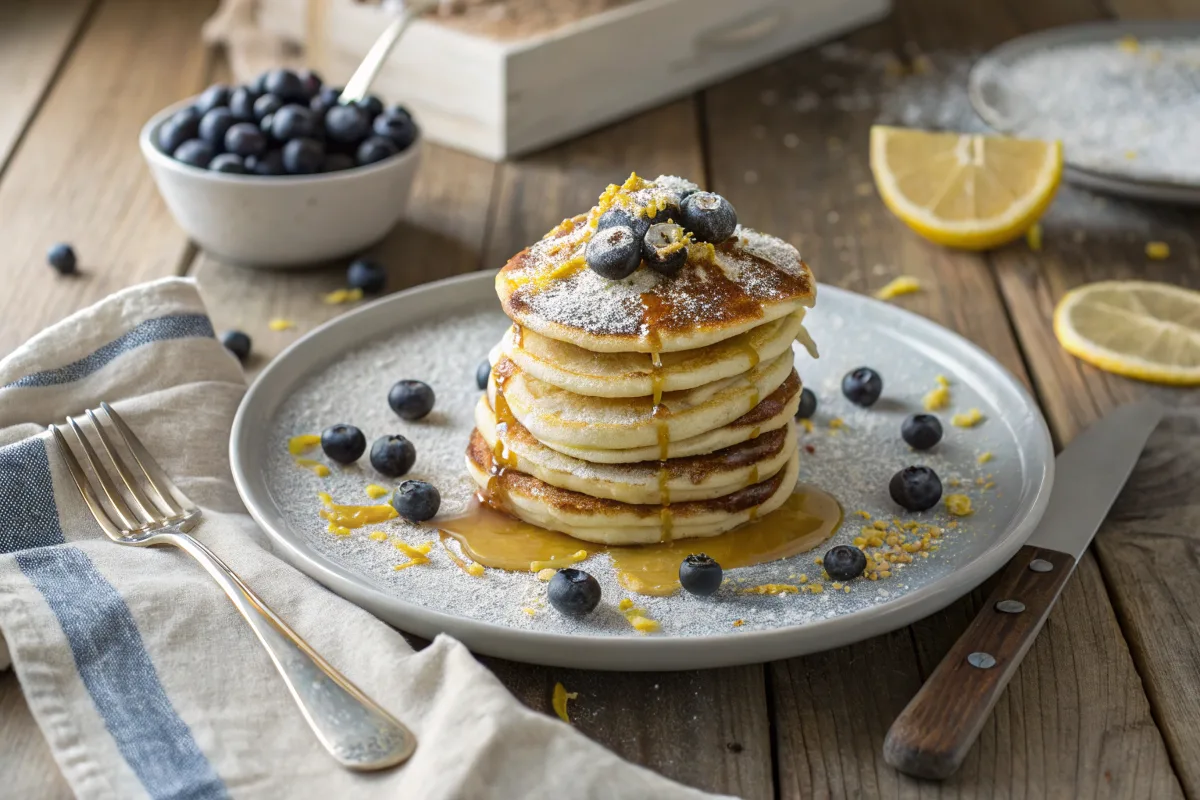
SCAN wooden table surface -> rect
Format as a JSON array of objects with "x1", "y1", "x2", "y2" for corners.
[{"x1": 3, "y1": 0, "x2": 1199, "y2": 797}]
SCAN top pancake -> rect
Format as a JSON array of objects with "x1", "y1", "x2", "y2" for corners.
[{"x1": 496, "y1": 174, "x2": 816, "y2": 354}]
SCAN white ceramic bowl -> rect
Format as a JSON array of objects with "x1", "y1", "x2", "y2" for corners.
[{"x1": 139, "y1": 100, "x2": 422, "y2": 269}]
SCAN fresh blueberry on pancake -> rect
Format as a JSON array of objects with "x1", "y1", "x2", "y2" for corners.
[
  {"x1": 597, "y1": 207, "x2": 650, "y2": 239},
  {"x1": 841, "y1": 367, "x2": 882, "y2": 407},
  {"x1": 476, "y1": 358, "x2": 491, "y2": 390},
  {"x1": 391, "y1": 480, "x2": 441, "y2": 522},
  {"x1": 823, "y1": 545, "x2": 867, "y2": 580},
  {"x1": 889, "y1": 466, "x2": 943, "y2": 512},
  {"x1": 679, "y1": 554, "x2": 723, "y2": 596},
  {"x1": 643, "y1": 222, "x2": 689, "y2": 276},
  {"x1": 321, "y1": 424, "x2": 366, "y2": 463},
  {"x1": 370, "y1": 435, "x2": 417, "y2": 477},
  {"x1": 680, "y1": 191, "x2": 737, "y2": 243},
  {"x1": 548, "y1": 568, "x2": 602, "y2": 615},
  {"x1": 645, "y1": 196, "x2": 682, "y2": 226},
  {"x1": 901, "y1": 414, "x2": 943, "y2": 450},
  {"x1": 585, "y1": 225, "x2": 643, "y2": 280}
]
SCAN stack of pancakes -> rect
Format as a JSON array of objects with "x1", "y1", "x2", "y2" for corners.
[{"x1": 467, "y1": 174, "x2": 817, "y2": 545}]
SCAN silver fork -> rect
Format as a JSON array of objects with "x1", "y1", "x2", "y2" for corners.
[{"x1": 49, "y1": 402, "x2": 416, "y2": 771}]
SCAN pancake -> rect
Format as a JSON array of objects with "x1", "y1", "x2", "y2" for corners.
[
  {"x1": 490, "y1": 350, "x2": 794, "y2": 451},
  {"x1": 466, "y1": 431, "x2": 801, "y2": 545},
  {"x1": 496, "y1": 174, "x2": 816, "y2": 354},
  {"x1": 500, "y1": 309, "x2": 817, "y2": 398},
  {"x1": 475, "y1": 394, "x2": 797, "y2": 504},
  {"x1": 537, "y1": 370, "x2": 801, "y2": 463}
]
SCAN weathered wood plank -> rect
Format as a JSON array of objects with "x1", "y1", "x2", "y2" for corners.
[
  {"x1": 703, "y1": 0, "x2": 1182, "y2": 794},
  {"x1": 0, "y1": 0, "x2": 93, "y2": 176},
  {"x1": 0, "y1": 0, "x2": 219, "y2": 357}
]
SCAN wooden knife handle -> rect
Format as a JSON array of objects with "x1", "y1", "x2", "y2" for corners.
[{"x1": 883, "y1": 544, "x2": 1076, "y2": 780}]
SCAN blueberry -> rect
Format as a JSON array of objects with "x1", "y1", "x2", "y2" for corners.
[
  {"x1": 282, "y1": 138, "x2": 324, "y2": 174},
  {"x1": 157, "y1": 113, "x2": 198, "y2": 154},
  {"x1": 841, "y1": 367, "x2": 882, "y2": 407},
  {"x1": 173, "y1": 139, "x2": 215, "y2": 168},
  {"x1": 370, "y1": 435, "x2": 417, "y2": 477},
  {"x1": 195, "y1": 84, "x2": 231, "y2": 115},
  {"x1": 385, "y1": 104, "x2": 413, "y2": 119},
  {"x1": 298, "y1": 68, "x2": 323, "y2": 99},
  {"x1": 901, "y1": 414, "x2": 943, "y2": 450},
  {"x1": 320, "y1": 424, "x2": 366, "y2": 463},
  {"x1": 372, "y1": 111, "x2": 417, "y2": 150},
  {"x1": 355, "y1": 95, "x2": 385, "y2": 117},
  {"x1": 253, "y1": 93, "x2": 283, "y2": 121},
  {"x1": 311, "y1": 87, "x2": 342, "y2": 116},
  {"x1": 646, "y1": 197, "x2": 682, "y2": 226},
  {"x1": 264, "y1": 69, "x2": 306, "y2": 102},
  {"x1": 678, "y1": 554, "x2": 722, "y2": 596},
  {"x1": 221, "y1": 330, "x2": 251, "y2": 362},
  {"x1": 390, "y1": 479, "x2": 441, "y2": 522},
  {"x1": 323, "y1": 152, "x2": 356, "y2": 172},
  {"x1": 823, "y1": 545, "x2": 867, "y2": 580},
  {"x1": 642, "y1": 222, "x2": 689, "y2": 276},
  {"x1": 597, "y1": 207, "x2": 649, "y2": 239},
  {"x1": 249, "y1": 72, "x2": 269, "y2": 94},
  {"x1": 47, "y1": 243, "x2": 77, "y2": 275},
  {"x1": 246, "y1": 150, "x2": 286, "y2": 176},
  {"x1": 889, "y1": 466, "x2": 943, "y2": 512},
  {"x1": 548, "y1": 568, "x2": 602, "y2": 616},
  {"x1": 325, "y1": 104, "x2": 370, "y2": 144},
  {"x1": 209, "y1": 153, "x2": 246, "y2": 173},
  {"x1": 388, "y1": 379, "x2": 435, "y2": 420},
  {"x1": 680, "y1": 192, "x2": 738, "y2": 243},
  {"x1": 224, "y1": 123, "x2": 267, "y2": 157},
  {"x1": 198, "y1": 107, "x2": 235, "y2": 149},
  {"x1": 356, "y1": 136, "x2": 399, "y2": 166},
  {"x1": 795, "y1": 387, "x2": 818, "y2": 420},
  {"x1": 228, "y1": 87, "x2": 259, "y2": 121},
  {"x1": 475, "y1": 358, "x2": 491, "y2": 390},
  {"x1": 270, "y1": 104, "x2": 317, "y2": 141},
  {"x1": 585, "y1": 225, "x2": 642, "y2": 280},
  {"x1": 347, "y1": 258, "x2": 385, "y2": 293}
]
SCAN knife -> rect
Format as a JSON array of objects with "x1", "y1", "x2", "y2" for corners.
[{"x1": 882, "y1": 398, "x2": 1163, "y2": 780}]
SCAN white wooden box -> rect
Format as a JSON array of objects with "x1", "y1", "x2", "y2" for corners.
[{"x1": 256, "y1": 0, "x2": 891, "y2": 160}]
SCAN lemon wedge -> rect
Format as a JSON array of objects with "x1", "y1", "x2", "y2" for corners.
[
  {"x1": 869, "y1": 126, "x2": 1063, "y2": 250},
  {"x1": 1054, "y1": 281, "x2": 1200, "y2": 385}
]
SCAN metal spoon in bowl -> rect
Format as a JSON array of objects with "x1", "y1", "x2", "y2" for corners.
[{"x1": 338, "y1": 0, "x2": 440, "y2": 104}]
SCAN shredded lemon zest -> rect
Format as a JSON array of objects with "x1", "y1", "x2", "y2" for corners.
[{"x1": 873, "y1": 275, "x2": 921, "y2": 300}]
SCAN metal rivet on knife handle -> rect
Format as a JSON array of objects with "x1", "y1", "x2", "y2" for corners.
[
  {"x1": 967, "y1": 652, "x2": 997, "y2": 669},
  {"x1": 1028, "y1": 558, "x2": 1054, "y2": 573},
  {"x1": 995, "y1": 599, "x2": 1026, "y2": 614}
]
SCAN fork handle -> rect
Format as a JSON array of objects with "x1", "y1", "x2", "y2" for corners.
[{"x1": 148, "y1": 530, "x2": 416, "y2": 770}]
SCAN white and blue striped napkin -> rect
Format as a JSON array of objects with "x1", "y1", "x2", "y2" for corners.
[{"x1": 0, "y1": 278, "x2": 722, "y2": 800}]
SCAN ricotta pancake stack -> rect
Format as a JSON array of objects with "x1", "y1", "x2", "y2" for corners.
[{"x1": 467, "y1": 174, "x2": 817, "y2": 545}]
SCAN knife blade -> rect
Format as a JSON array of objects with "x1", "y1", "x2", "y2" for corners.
[{"x1": 882, "y1": 398, "x2": 1163, "y2": 781}]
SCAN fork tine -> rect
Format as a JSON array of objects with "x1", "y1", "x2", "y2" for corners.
[
  {"x1": 85, "y1": 408, "x2": 164, "y2": 525},
  {"x1": 99, "y1": 402, "x2": 195, "y2": 516},
  {"x1": 67, "y1": 416, "x2": 141, "y2": 531},
  {"x1": 48, "y1": 425, "x2": 123, "y2": 540}
]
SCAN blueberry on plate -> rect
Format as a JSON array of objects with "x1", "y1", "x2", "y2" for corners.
[
  {"x1": 548, "y1": 568, "x2": 601, "y2": 616},
  {"x1": 841, "y1": 367, "x2": 882, "y2": 407},
  {"x1": 795, "y1": 387, "x2": 818, "y2": 419},
  {"x1": 355, "y1": 95, "x2": 385, "y2": 117},
  {"x1": 246, "y1": 150, "x2": 286, "y2": 176},
  {"x1": 889, "y1": 465, "x2": 943, "y2": 512},
  {"x1": 597, "y1": 207, "x2": 650, "y2": 240},
  {"x1": 476, "y1": 358, "x2": 491, "y2": 390},
  {"x1": 643, "y1": 222, "x2": 689, "y2": 276},
  {"x1": 585, "y1": 225, "x2": 642, "y2": 280},
  {"x1": 823, "y1": 545, "x2": 867, "y2": 580},
  {"x1": 209, "y1": 153, "x2": 246, "y2": 174},
  {"x1": 253, "y1": 93, "x2": 283, "y2": 121},
  {"x1": 173, "y1": 139, "x2": 215, "y2": 169},
  {"x1": 198, "y1": 107, "x2": 235, "y2": 149},
  {"x1": 325, "y1": 104, "x2": 370, "y2": 144},
  {"x1": 194, "y1": 83, "x2": 231, "y2": 115},
  {"x1": 388, "y1": 379, "x2": 436, "y2": 421},
  {"x1": 298, "y1": 68, "x2": 323, "y2": 100},
  {"x1": 680, "y1": 192, "x2": 738, "y2": 243},
  {"x1": 390, "y1": 479, "x2": 441, "y2": 522},
  {"x1": 282, "y1": 138, "x2": 324, "y2": 174},
  {"x1": 323, "y1": 153, "x2": 356, "y2": 172},
  {"x1": 370, "y1": 434, "x2": 417, "y2": 477},
  {"x1": 901, "y1": 413, "x2": 943, "y2": 450},
  {"x1": 47, "y1": 243, "x2": 77, "y2": 275},
  {"x1": 264, "y1": 69, "x2": 306, "y2": 103},
  {"x1": 347, "y1": 258, "x2": 386, "y2": 294},
  {"x1": 224, "y1": 123, "x2": 267, "y2": 158},
  {"x1": 372, "y1": 111, "x2": 417, "y2": 150},
  {"x1": 228, "y1": 87, "x2": 259, "y2": 121},
  {"x1": 221, "y1": 330, "x2": 251, "y2": 362},
  {"x1": 270, "y1": 105, "x2": 317, "y2": 141},
  {"x1": 320, "y1": 424, "x2": 366, "y2": 463},
  {"x1": 356, "y1": 136, "x2": 399, "y2": 166},
  {"x1": 678, "y1": 554, "x2": 722, "y2": 596}
]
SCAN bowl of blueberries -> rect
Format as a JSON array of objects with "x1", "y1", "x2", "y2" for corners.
[{"x1": 140, "y1": 67, "x2": 421, "y2": 269}]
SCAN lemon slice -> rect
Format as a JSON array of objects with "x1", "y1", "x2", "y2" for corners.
[
  {"x1": 870, "y1": 126, "x2": 1063, "y2": 250},
  {"x1": 1054, "y1": 281, "x2": 1200, "y2": 385}
]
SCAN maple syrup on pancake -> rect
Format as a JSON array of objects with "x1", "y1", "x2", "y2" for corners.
[{"x1": 435, "y1": 485, "x2": 842, "y2": 596}]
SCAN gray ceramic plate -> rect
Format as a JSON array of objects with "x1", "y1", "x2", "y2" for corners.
[
  {"x1": 230, "y1": 271, "x2": 1054, "y2": 670},
  {"x1": 969, "y1": 20, "x2": 1200, "y2": 204}
]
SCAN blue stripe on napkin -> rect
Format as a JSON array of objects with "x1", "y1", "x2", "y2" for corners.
[
  {"x1": 15, "y1": 547, "x2": 229, "y2": 800},
  {"x1": 3, "y1": 313, "x2": 215, "y2": 390},
  {"x1": 0, "y1": 438, "x2": 65, "y2": 554}
]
